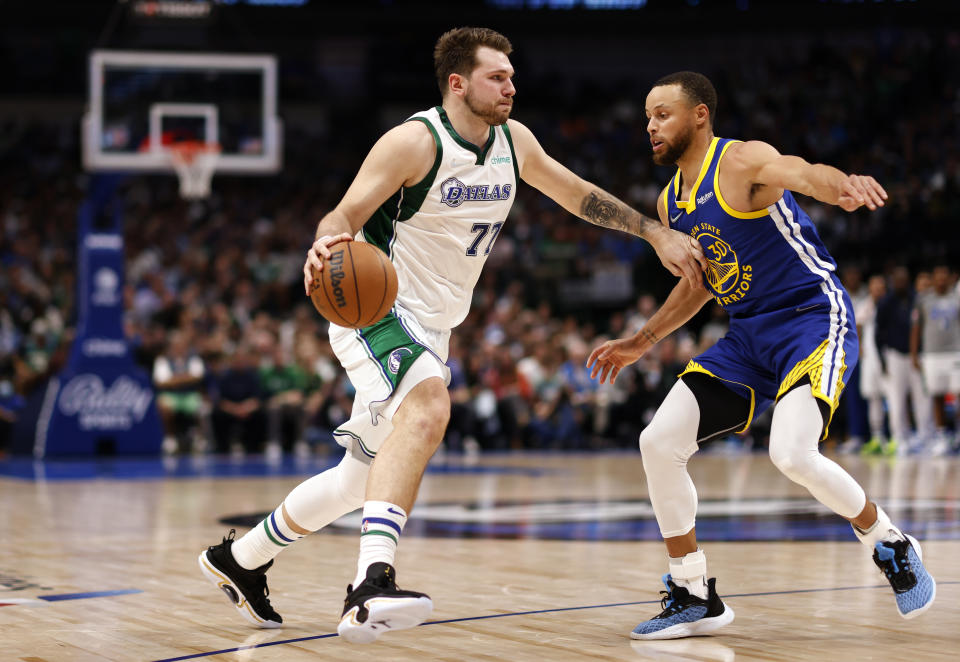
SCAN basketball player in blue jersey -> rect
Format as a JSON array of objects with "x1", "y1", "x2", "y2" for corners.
[
  {"x1": 588, "y1": 71, "x2": 935, "y2": 639},
  {"x1": 198, "y1": 29, "x2": 706, "y2": 643}
]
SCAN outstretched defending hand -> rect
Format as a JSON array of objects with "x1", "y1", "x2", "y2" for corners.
[
  {"x1": 586, "y1": 335, "x2": 648, "y2": 384},
  {"x1": 652, "y1": 228, "x2": 707, "y2": 290},
  {"x1": 838, "y1": 174, "x2": 887, "y2": 212},
  {"x1": 304, "y1": 232, "x2": 354, "y2": 295}
]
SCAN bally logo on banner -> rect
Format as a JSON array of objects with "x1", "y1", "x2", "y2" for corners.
[{"x1": 58, "y1": 374, "x2": 153, "y2": 431}]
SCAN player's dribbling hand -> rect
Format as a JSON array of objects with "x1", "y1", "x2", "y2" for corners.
[
  {"x1": 838, "y1": 174, "x2": 887, "y2": 212},
  {"x1": 304, "y1": 232, "x2": 354, "y2": 295},
  {"x1": 586, "y1": 336, "x2": 647, "y2": 384},
  {"x1": 653, "y1": 228, "x2": 707, "y2": 290}
]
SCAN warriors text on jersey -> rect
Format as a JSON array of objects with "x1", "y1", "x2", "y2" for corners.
[{"x1": 359, "y1": 106, "x2": 518, "y2": 330}]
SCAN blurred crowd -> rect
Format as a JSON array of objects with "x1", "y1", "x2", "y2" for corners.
[{"x1": 1, "y1": 27, "x2": 958, "y2": 457}]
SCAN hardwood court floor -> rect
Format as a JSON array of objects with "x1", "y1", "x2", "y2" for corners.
[{"x1": 1, "y1": 451, "x2": 958, "y2": 661}]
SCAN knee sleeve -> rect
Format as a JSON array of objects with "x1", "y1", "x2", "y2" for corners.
[
  {"x1": 283, "y1": 452, "x2": 370, "y2": 532},
  {"x1": 640, "y1": 380, "x2": 702, "y2": 538},
  {"x1": 769, "y1": 387, "x2": 866, "y2": 519}
]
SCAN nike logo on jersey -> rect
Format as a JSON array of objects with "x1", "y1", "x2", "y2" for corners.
[
  {"x1": 670, "y1": 211, "x2": 683, "y2": 224},
  {"x1": 449, "y1": 157, "x2": 471, "y2": 168}
]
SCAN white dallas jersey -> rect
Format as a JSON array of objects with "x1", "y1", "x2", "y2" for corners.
[{"x1": 357, "y1": 106, "x2": 518, "y2": 330}]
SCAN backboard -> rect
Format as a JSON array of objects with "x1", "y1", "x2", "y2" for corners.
[{"x1": 82, "y1": 49, "x2": 281, "y2": 174}]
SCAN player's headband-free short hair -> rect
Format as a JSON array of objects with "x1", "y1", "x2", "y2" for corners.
[{"x1": 434, "y1": 27, "x2": 513, "y2": 95}]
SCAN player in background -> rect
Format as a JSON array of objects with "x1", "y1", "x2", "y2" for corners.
[
  {"x1": 199, "y1": 27, "x2": 706, "y2": 643},
  {"x1": 588, "y1": 71, "x2": 936, "y2": 640},
  {"x1": 911, "y1": 264, "x2": 960, "y2": 453},
  {"x1": 855, "y1": 275, "x2": 889, "y2": 454},
  {"x1": 877, "y1": 266, "x2": 933, "y2": 451}
]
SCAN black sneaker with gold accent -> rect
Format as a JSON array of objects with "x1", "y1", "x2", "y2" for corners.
[
  {"x1": 337, "y1": 562, "x2": 433, "y2": 644},
  {"x1": 198, "y1": 529, "x2": 282, "y2": 628}
]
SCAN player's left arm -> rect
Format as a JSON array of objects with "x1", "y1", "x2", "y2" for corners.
[
  {"x1": 506, "y1": 119, "x2": 706, "y2": 289},
  {"x1": 733, "y1": 140, "x2": 888, "y2": 212}
]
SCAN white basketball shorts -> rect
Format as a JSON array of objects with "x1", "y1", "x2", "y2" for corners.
[
  {"x1": 328, "y1": 306, "x2": 451, "y2": 462},
  {"x1": 921, "y1": 351, "x2": 960, "y2": 396}
]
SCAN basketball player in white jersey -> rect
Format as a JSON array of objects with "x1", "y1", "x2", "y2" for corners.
[{"x1": 198, "y1": 27, "x2": 706, "y2": 644}]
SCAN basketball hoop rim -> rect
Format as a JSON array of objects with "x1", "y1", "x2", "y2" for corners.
[
  {"x1": 166, "y1": 141, "x2": 221, "y2": 200},
  {"x1": 166, "y1": 140, "x2": 222, "y2": 165}
]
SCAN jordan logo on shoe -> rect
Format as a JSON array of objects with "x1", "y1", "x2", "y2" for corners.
[{"x1": 220, "y1": 584, "x2": 240, "y2": 604}]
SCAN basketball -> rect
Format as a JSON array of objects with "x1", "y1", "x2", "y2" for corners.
[{"x1": 309, "y1": 240, "x2": 398, "y2": 328}]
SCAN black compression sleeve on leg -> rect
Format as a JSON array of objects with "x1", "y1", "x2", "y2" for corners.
[{"x1": 680, "y1": 372, "x2": 752, "y2": 443}]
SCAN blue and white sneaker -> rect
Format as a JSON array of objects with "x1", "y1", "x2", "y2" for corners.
[
  {"x1": 873, "y1": 534, "x2": 936, "y2": 619},
  {"x1": 631, "y1": 574, "x2": 734, "y2": 640}
]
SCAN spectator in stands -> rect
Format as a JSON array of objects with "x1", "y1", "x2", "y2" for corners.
[
  {"x1": 0, "y1": 355, "x2": 26, "y2": 456},
  {"x1": 153, "y1": 329, "x2": 207, "y2": 454},
  {"x1": 211, "y1": 345, "x2": 266, "y2": 457},
  {"x1": 259, "y1": 336, "x2": 315, "y2": 459}
]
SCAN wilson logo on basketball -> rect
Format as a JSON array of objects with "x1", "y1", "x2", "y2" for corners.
[{"x1": 327, "y1": 249, "x2": 347, "y2": 308}]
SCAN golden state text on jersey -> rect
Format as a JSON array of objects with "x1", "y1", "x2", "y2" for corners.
[{"x1": 663, "y1": 137, "x2": 842, "y2": 317}]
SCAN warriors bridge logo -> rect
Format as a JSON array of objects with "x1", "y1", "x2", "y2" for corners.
[
  {"x1": 440, "y1": 177, "x2": 512, "y2": 208},
  {"x1": 692, "y1": 222, "x2": 753, "y2": 306}
]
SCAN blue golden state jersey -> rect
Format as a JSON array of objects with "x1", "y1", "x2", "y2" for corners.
[{"x1": 663, "y1": 137, "x2": 842, "y2": 317}]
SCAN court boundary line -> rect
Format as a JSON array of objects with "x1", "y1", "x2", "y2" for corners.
[
  {"x1": 151, "y1": 580, "x2": 959, "y2": 661},
  {"x1": 37, "y1": 589, "x2": 143, "y2": 602}
]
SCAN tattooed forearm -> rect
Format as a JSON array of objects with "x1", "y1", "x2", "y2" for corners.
[
  {"x1": 579, "y1": 190, "x2": 658, "y2": 237},
  {"x1": 641, "y1": 328, "x2": 659, "y2": 345}
]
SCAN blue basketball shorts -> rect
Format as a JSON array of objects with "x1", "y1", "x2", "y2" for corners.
[{"x1": 680, "y1": 290, "x2": 859, "y2": 439}]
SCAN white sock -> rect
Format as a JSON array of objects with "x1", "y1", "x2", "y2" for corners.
[
  {"x1": 282, "y1": 453, "x2": 368, "y2": 530},
  {"x1": 853, "y1": 505, "x2": 905, "y2": 549},
  {"x1": 231, "y1": 504, "x2": 306, "y2": 570},
  {"x1": 669, "y1": 548, "x2": 708, "y2": 600},
  {"x1": 354, "y1": 501, "x2": 407, "y2": 587},
  {"x1": 229, "y1": 454, "x2": 368, "y2": 570}
]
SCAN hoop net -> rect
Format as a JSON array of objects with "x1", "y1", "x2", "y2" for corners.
[{"x1": 167, "y1": 141, "x2": 220, "y2": 199}]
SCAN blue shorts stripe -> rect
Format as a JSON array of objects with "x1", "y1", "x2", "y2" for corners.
[
  {"x1": 363, "y1": 516, "x2": 403, "y2": 535},
  {"x1": 771, "y1": 199, "x2": 851, "y2": 403}
]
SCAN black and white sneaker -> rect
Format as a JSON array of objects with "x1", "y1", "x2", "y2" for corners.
[
  {"x1": 198, "y1": 529, "x2": 283, "y2": 628},
  {"x1": 631, "y1": 574, "x2": 734, "y2": 640},
  {"x1": 337, "y1": 562, "x2": 433, "y2": 644}
]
